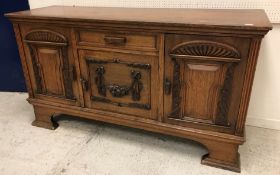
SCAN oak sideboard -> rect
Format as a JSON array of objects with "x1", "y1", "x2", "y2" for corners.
[{"x1": 6, "y1": 6, "x2": 272, "y2": 172}]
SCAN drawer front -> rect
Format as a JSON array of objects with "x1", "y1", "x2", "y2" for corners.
[
  {"x1": 164, "y1": 34, "x2": 251, "y2": 133},
  {"x1": 76, "y1": 29, "x2": 157, "y2": 51},
  {"x1": 79, "y1": 50, "x2": 159, "y2": 119}
]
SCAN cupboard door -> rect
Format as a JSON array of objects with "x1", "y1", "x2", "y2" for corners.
[
  {"x1": 79, "y1": 50, "x2": 158, "y2": 119},
  {"x1": 22, "y1": 26, "x2": 80, "y2": 105},
  {"x1": 164, "y1": 34, "x2": 250, "y2": 133}
]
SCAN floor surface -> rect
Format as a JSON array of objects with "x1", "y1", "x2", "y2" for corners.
[{"x1": 0, "y1": 92, "x2": 279, "y2": 175}]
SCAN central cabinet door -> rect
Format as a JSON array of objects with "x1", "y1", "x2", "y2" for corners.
[{"x1": 79, "y1": 50, "x2": 158, "y2": 119}]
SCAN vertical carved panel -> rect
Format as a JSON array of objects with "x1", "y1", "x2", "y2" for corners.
[
  {"x1": 131, "y1": 71, "x2": 143, "y2": 101},
  {"x1": 95, "y1": 66, "x2": 106, "y2": 97},
  {"x1": 216, "y1": 64, "x2": 235, "y2": 126},
  {"x1": 28, "y1": 45, "x2": 42, "y2": 94},
  {"x1": 169, "y1": 58, "x2": 181, "y2": 119},
  {"x1": 61, "y1": 47, "x2": 75, "y2": 99}
]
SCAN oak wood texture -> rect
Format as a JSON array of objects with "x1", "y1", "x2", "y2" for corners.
[{"x1": 6, "y1": 6, "x2": 271, "y2": 173}]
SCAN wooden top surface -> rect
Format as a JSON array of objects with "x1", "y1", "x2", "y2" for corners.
[{"x1": 6, "y1": 6, "x2": 272, "y2": 30}]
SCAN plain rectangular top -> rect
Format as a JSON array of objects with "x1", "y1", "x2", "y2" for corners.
[{"x1": 5, "y1": 5, "x2": 272, "y2": 31}]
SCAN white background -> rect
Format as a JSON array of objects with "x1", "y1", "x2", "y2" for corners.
[
  {"x1": 29, "y1": 0, "x2": 280, "y2": 23},
  {"x1": 28, "y1": 0, "x2": 280, "y2": 130}
]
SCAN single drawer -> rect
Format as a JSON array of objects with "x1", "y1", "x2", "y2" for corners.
[{"x1": 76, "y1": 29, "x2": 158, "y2": 51}]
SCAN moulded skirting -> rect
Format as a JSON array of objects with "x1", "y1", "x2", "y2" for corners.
[{"x1": 246, "y1": 115, "x2": 280, "y2": 131}]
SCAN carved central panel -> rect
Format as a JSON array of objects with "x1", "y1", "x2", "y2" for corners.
[{"x1": 86, "y1": 58, "x2": 151, "y2": 110}]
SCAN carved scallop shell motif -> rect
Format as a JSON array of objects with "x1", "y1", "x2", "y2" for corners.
[
  {"x1": 25, "y1": 29, "x2": 67, "y2": 43},
  {"x1": 170, "y1": 40, "x2": 240, "y2": 58}
]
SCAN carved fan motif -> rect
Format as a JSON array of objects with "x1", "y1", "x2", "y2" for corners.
[
  {"x1": 25, "y1": 30, "x2": 67, "y2": 43},
  {"x1": 170, "y1": 40, "x2": 240, "y2": 58}
]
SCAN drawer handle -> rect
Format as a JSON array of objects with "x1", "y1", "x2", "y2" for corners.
[{"x1": 104, "y1": 36, "x2": 126, "y2": 45}]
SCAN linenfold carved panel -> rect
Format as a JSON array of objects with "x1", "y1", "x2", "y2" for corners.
[{"x1": 170, "y1": 40, "x2": 240, "y2": 59}]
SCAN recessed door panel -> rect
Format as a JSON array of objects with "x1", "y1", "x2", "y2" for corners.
[
  {"x1": 37, "y1": 47, "x2": 64, "y2": 96},
  {"x1": 183, "y1": 63, "x2": 226, "y2": 122}
]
